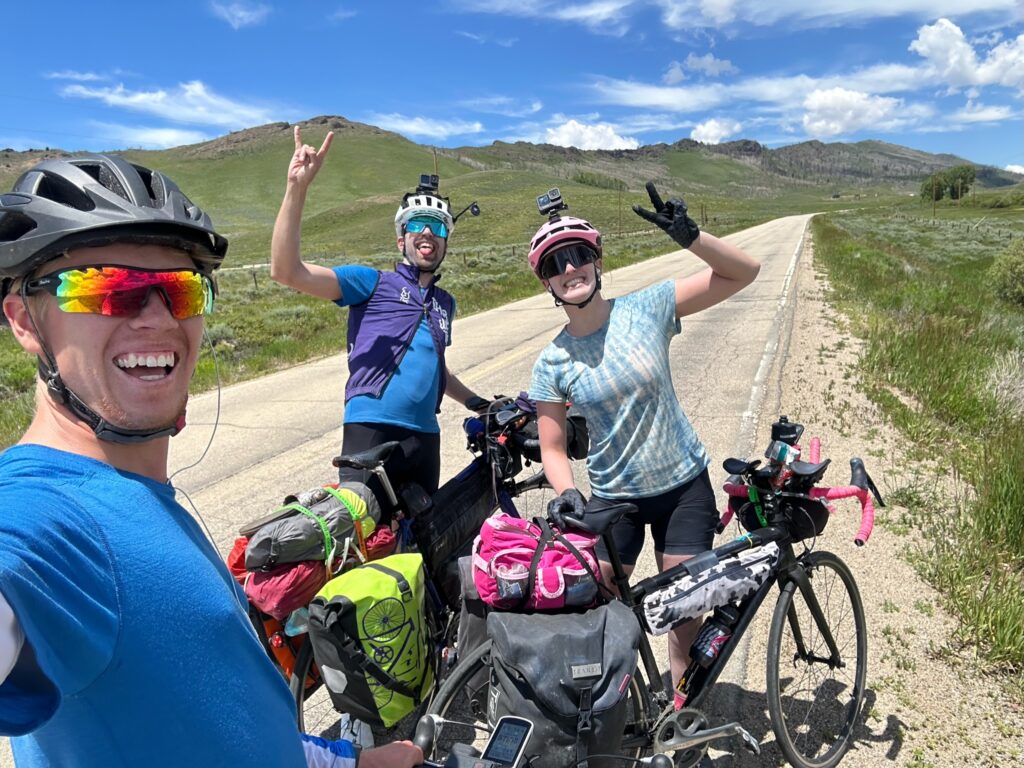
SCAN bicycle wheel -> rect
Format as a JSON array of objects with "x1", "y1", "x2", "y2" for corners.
[
  {"x1": 425, "y1": 640, "x2": 493, "y2": 758},
  {"x1": 290, "y1": 638, "x2": 319, "y2": 732},
  {"x1": 766, "y1": 550, "x2": 867, "y2": 768}
]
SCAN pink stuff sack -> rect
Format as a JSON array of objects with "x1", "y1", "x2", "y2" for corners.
[{"x1": 472, "y1": 513, "x2": 602, "y2": 611}]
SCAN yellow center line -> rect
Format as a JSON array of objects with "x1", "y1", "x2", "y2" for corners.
[{"x1": 459, "y1": 343, "x2": 543, "y2": 385}]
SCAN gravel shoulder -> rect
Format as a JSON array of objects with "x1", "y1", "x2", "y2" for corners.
[{"x1": 722, "y1": 232, "x2": 1024, "y2": 767}]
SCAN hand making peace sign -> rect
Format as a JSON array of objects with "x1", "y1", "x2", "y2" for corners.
[{"x1": 287, "y1": 125, "x2": 334, "y2": 189}]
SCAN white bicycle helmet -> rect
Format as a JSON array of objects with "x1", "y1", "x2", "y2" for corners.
[{"x1": 394, "y1": 192, "x2": 454, "y2": 239}]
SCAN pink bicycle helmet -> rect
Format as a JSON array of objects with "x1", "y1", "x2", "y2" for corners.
[{"x1": 527, "y1": 215, "x2": 602, "y2": 278}]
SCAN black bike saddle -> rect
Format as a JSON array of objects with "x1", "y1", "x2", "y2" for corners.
[
  {"x1": 331, "y1": 440, "x2": 401, "y2": 470},
  {"x1": 564, "y1": 502, "x2": 637, "y2": 536}
]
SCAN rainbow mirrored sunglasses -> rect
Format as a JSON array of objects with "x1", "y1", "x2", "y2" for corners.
[
  {"x1": 404, "y1": 215, "x2": 449, "y2": 239},
  {"x1": 538, "y1": 243, "x2": 598, "y2": 280},
  {"x1": 24, "y1": 265, "x2": 215, "y2": 320}
]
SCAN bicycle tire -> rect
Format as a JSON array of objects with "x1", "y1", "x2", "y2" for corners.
[
  {"x1": 766, "y1": 550, "x2": 867, "y2": 768},
  {"x1": 290, "y1": 637, "x2": 317, "y2": 732},
  {"x1": 426, "y1": 640, "x2": 653, "y2": 764}
]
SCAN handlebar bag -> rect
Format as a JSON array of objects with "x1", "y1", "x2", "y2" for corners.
[
  {"x1": 641, "y1": 542, "x2": 779, "y2": 635},
  {"x1": 473, "y1": 514, "x2": 601, "y2": 611},
  {"x1": 486, "y1": 600, "x2": 641, "y2": 768},
  {"x1": 307, "y1": 553, "x2": 434, "y2": 728},
  {"x1": 410, "y1": 456, "x2": 497, "y2": 610}
]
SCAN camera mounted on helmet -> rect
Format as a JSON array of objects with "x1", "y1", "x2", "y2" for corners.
[
  {"x1": 416, "y1": 174, "x2": 440, "y2": 195},
  {"x1": 537, "y1": 187, "x2": 569, "y2": 219}
]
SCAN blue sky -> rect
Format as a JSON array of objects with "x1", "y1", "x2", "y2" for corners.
[{"x1": 3, "y1": 1, "x2": 1022, "y2": 173}]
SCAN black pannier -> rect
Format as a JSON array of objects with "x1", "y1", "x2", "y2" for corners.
[{"x1": 485, "y1": 600, "x2": 641, "y2": 768}]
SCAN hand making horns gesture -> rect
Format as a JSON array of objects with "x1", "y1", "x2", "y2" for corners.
[{"x1": 287, "y1": 125, "x2": 334, "y2": 189}]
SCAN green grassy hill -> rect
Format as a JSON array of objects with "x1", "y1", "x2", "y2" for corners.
[{"x1": 2, "y1": 117, "x2": 1021, "y2": 447}]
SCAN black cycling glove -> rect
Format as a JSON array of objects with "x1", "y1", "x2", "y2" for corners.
[
  {"x1": 547, "y1": 488, "x2": 588, "y2": 530},
  {"x1": 632, "y1": 181, "x2": 700, "y2": 249}
]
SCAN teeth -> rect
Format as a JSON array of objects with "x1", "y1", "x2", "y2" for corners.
[{"x1": 116, "y1": 352, "x2": 176, "y2": 369}]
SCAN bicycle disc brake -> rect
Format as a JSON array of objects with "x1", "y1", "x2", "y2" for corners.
[{"x1": 652, "y1": 707, "x2": 708, "y2": 767}]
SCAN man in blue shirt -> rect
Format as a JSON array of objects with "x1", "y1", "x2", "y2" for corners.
[
  {"x1": 0, "y1": 154, "x2": 421, "y2": 768},
  {"x1": 271, "y1": 126, "x2": 487, "y2": 513}
]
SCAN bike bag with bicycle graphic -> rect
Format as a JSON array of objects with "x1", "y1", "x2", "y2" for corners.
[
  {"x1": 641, "y1": 542, "x2": 780, "y2": 635},
  {"x1": 307, "y1": 553, "x2": 434, "y2": 728},
  {"x1": 486, "y1": 600, "x2": 641, "y2": 768},
  {"x1": 472, "y1": 514, "x2": 602, "y2": 611}
]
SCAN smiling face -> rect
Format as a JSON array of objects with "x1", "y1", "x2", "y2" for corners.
[
  {"x1": 11, "y1": 243, "x2": 205, "y2": 435},
  {"x1": 543, "y1": 255, "x2": 602, "y2": 305},
  {"x1": 398, "y1": 226, "x2": 448, "y2": 273}
]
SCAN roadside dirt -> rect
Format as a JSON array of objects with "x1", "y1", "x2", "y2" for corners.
[{"x1": 720, "y1": 233, "x2": 1024, "y2": 767}]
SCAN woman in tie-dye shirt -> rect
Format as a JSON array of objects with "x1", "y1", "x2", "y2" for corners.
[{"x1": 527, "y1": 182, "x2": 760, "y2": 693}]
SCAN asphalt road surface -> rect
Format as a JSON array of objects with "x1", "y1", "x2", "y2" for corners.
[{"x1": 0, "y1": 214, "x2": 811, "y2": 765}]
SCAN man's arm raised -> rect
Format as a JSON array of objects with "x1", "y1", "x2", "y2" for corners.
[{"x1": 270, "y1": 126, "x2": 343, "y2": 301}]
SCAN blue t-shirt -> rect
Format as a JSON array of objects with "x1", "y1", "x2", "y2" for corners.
[
  {"x1": 529, "y1": 281, "x2": 709, "y2": 498},
  {"x1": 334, "y1": 264, "x2": 449, "y2": 433},
  {"x1": 0, "y1": 445, "x2": 305, "y2": 767}
]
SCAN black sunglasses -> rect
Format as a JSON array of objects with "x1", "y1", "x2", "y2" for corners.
[{"x1": 538, "y1": 244, "x2": 598, "y2": 280}]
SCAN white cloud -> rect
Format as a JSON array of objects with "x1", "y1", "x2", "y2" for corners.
[
  {"x1": 62, "y1": 81, "x2": 278, "y2": 129},
  {"x1": 684, "y1": 52, "x2": 738, "y2": 77},
  {"x1": 366, "y1": 113, "x2": 485, "y2": 140},
  {"x1": 211, "y1": 2, "x2": 271, "y2": 29},
  {"x1": 90, "y1": 122, "x2": 211, "y2": 149},
  {"x1": 909, "y1": 19, "x2": 981, "y2": 87},
  {"x1": 545, "y1": 119, "x2": 639, "y2": 149},
  {"x1": 663, "y1": 52, "x2": 737, "y2": 85},
  {"x1": 663, "y1": 62, "x2": 686, "y2": 85},
  {"x1": 802, "y1": 88, "x2": 902, "y2": 137},
  {"x1": 664, "y1": 1, "x2": 1018, "y2": 30},
  {"x1": 455, "y1": 30, "x2": 518, "y2": 46},
  {"x1": 455, "y1": 0, "x2": 634, "y2": 34},
  {"x1": 460, "y1": 96, "x2": 543, "y2": 117},
  {"x1": 1006, "y1": 164, "x2": 1024, "y2": 174},
  {"x1": 328, "y1": 7, "x2": 357, "y2": 22},
  {"x1": 613, "y1": 113, "x2": 694, "y2": 134},
  {"x1": 691, "y1": 117, "x2": 742, "y2": 143},
  {"x1": 910, "y1": 18, "x2": 1024, "y2": 91},
  {"x1": 952, "y1": 100, "x2": 1013, "y2": 123},
  {"x1": 45, "y1": 70, "x2": 105, "y2": 82}
]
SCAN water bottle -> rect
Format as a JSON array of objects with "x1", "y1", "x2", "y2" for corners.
[
  {"x1": 285, "y1": 606, "x2": 310, "y2": 637},
  {"x1": 691, "y1": 604, "x2": 740, "y2": 668}
]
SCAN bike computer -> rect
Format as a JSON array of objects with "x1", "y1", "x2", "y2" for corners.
[{"x1": 479, "y1": 715, "x2": 533, "y2": 768}]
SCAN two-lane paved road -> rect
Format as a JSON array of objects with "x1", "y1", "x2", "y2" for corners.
[{"x1": 1, "y1": 214, "x2": 812, "y2": 766}]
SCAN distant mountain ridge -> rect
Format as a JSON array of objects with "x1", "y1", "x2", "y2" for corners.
[{"x1": 2, "y1": 115, "x2": 1019, "y2": 193}]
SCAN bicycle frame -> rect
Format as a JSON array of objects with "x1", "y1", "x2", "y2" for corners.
[{"x1": 595, "y1": 428, "x2": 878, "y2": 761}]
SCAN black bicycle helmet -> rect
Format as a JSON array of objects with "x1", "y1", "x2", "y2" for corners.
[{"x1": 0, "y1": 154, "x2": 228, "y2": 291}]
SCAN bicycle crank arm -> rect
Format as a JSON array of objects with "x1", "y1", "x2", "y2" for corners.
[{"x1": 654, "y1": 719, "x2": 761, "y2": 756}]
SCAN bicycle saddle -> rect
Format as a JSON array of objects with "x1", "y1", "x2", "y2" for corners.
[
  {"x1": 331, "y1": 440, "x2": 401, "y2": 470},
  {"x1": 564, "y1": 502, "x2": 637, "y2": 536}
]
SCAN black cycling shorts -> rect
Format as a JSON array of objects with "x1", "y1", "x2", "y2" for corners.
[{"x1": 590, "y1": 468, "x2": 718, "y2": 566}]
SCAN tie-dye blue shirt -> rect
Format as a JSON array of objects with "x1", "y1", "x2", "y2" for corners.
[{"x1": 530, "y1": 280, "x2": 709, "y2": 498}]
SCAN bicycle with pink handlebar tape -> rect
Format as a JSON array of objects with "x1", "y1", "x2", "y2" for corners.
[{"x1": 425, "y1": 415, "x2": 885, "y2": 768}]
